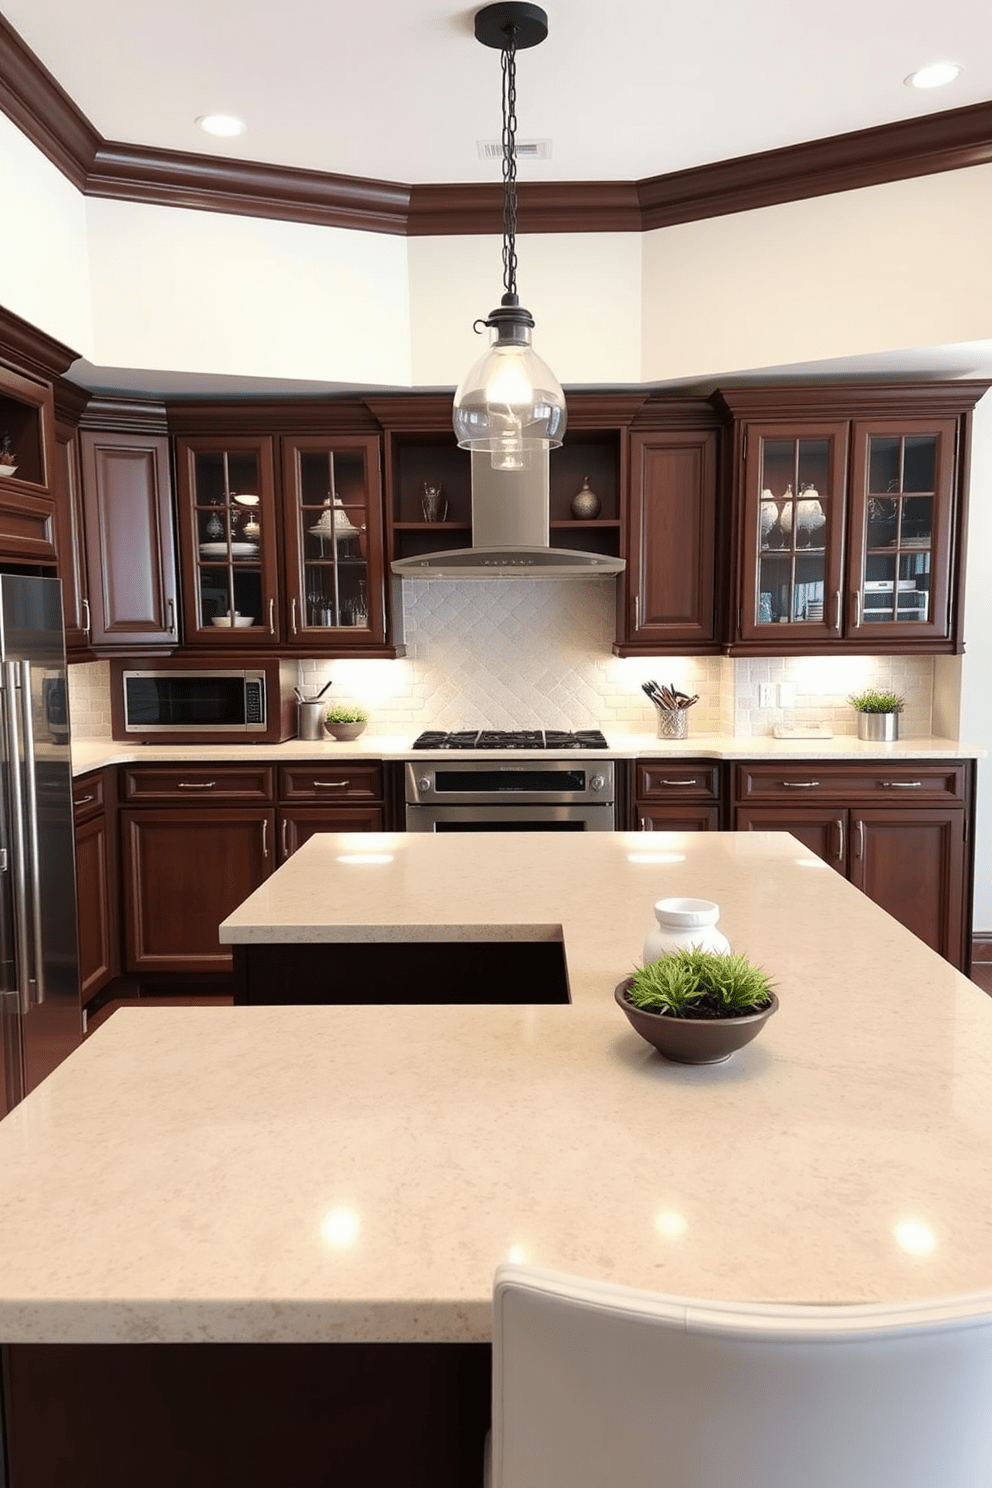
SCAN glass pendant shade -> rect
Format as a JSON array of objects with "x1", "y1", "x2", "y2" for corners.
[{"x1": 453, "y1": 322, "x2": 566, "y2": 471}]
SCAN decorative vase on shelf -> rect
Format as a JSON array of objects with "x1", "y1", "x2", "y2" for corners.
[
  {"x1": 570, "y1": 476, "x2": 601, "y2": 520},
  {"x1": 422, "y1": 484, "x2": 448, "y2": 523},
  {"x1": 795, "y1": 485, "x2": 825, "y2": 549}
]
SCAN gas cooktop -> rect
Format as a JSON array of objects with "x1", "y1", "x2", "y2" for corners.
[{"x1": 412, "y1": 729, "x2": 610, "y2": 751}]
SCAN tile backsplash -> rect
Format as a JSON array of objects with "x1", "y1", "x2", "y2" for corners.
[{"x1": 68, "y1": 584, "x2": 944, "y2": 740}]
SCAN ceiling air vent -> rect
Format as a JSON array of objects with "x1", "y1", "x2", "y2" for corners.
[{"x1": 476, "y1": 139, "x2": 552, "y2": 160}]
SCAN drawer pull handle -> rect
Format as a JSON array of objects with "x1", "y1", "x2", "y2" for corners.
[
  {"x1": 314, "y1": 780, "x2": 350, "y2": 789},
  {"x1": 660, "y1": 779, "x2": 697, "y2": 786},
  {"x1": 781, "y1": 780, "x2": 820, "y2": 789},
  {"x1": 75, "y1": 794, "x2": 95, "y2": 806},
  {"x1": 177, "y1": 781, "x2": 216, "y2": 789},
  {"x1": 881, "y1": 781, "x2": 923, "y2": 788}
]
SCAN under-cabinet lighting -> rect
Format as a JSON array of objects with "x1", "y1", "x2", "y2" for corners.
[
  {"x1": 195, "y1": 113, "x2": 247, "y2": 137},
  {"x1": 905, "y1": 62, "x2": 961, "y2": 89}
]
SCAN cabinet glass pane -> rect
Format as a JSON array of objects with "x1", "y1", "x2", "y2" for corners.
[
  {"x1": 295, "y1": 448, "x2": 371, "y2": 631},
  {"x1": 861, "y1": 436, "x2": 934, "y2": 625},
  {"x1": 193, "y1": 450, "x2": 265, "y2": 631},
  {"x1": 756, "y1": 437, "x2": 829, "y2": 627}
]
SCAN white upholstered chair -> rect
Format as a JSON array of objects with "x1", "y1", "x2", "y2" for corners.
[{"x1": 489, "y1": 1263, "x2": 992, "y2": 1488}]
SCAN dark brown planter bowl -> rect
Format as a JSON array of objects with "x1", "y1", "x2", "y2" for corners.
[{"x1": 614, "y1": 977, "x2": 778, "y2": 1064}]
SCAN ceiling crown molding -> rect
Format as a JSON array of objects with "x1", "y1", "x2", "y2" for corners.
[{"x1": 2, "y1": 13, "x2": 992, "y2": 237}]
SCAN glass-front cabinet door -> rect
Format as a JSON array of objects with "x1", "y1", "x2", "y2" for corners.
[
  {"x1": 175, "y1": 435, "x2": 280, "y2": 644},
  {"x1": 847, "y1": 419, "x2": 958, "y2": 643},
  {"x1": 739, "y1": 422, "x2": 848, "y2": 642},
  {"x1": 281, "y1": 436, "x2": 385, "y2": 647}
]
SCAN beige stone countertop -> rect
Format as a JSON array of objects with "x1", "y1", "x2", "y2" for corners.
[
  {"x1": 70, "y1": 732, "x2": 984, "y2": 776},
  {"x1": 2, "y1": 830, "x2": 992, "y2": 1345}
]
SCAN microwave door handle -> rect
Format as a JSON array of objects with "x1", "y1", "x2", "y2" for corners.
[{"x1": 4, "y1": 664, "x2": 33, "y2": 1014}]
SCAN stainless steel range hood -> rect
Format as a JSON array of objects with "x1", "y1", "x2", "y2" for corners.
[{"x1": 391, "y1": 452, "x2": 625, "y2": 580}]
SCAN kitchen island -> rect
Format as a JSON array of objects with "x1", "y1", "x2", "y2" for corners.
[{"x1": 2, "y1": 830, "x2": 992, "y2": 1485}]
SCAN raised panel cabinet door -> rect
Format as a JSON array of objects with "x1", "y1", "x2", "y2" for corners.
[
  {"x1": 848, "y1": 808, "x2": 966, "y2": 967},
  {"x1": 74, "y1": 812, "x2": 117, "y2": 1002},
  {"x1": 735, "y1": 806, "x2": 847, "y2": 873},
  {"x1": 625, "y1": 431, "x2": 718, "y2": 649},
  {"x1": 80, "y1": 431, "x2": 178, "y2": 647},
  {"x1": 278, "y1": 806, "x2": 387, "y2": 861},
  {"x1": 52, "y1": 421, "x2": 91, "y2": 651},
  {"x1": 121, "y1": 808, "x2": 275, "y2": 974}
]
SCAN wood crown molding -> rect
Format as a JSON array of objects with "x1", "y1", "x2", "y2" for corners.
[
  {"x1": 2, "y1": 14, "x2": 992, "y2": 236},
  {"x1": 0, "y1": 302, "x2": 79, "y2": 381}
]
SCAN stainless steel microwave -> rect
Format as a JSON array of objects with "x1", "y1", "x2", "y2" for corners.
[{"x1": 111, "y1": 660, "x2": 297, "y2": 743}]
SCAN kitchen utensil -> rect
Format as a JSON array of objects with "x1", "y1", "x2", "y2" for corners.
[{"x1": 210, "y1": 613, "x2": 254, "y2": 627}]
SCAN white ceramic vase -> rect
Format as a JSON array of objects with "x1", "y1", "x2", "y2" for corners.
[{"x1": 643, "y1": 897, "x2": 730, "y2": 965}]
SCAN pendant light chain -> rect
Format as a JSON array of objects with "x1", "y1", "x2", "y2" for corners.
[{"x1": 500, "y1": 31, "x2": 519, "y2": 300}]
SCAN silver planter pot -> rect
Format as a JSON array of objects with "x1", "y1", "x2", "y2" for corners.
[{"x1": 857, "y1": 711, "x2": 899, "y2": 742}]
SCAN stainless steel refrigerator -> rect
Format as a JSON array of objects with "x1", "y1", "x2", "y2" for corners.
[{"x1": 0, "y1": 574, "x2": 80, "y2": 1118}]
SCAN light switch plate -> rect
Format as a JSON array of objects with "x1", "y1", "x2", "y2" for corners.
[{"x1": 773, "y1": 723, "x2": 834, "y2": 739}]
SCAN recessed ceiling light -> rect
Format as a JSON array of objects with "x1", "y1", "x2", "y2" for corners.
[
  {"x1": 195, "y1": 113, "x2": 247, "y2": 137},
  {"x1": 905, "y1": 62, "x2": 962, "y2": 90}
]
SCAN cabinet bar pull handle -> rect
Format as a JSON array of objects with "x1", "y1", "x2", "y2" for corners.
[
  {"x1": 781, "y1": 780, "x2": 820, "y2": 788},
  {"x1": 660, "y1": 779, "x2": 697, "y2": 786},
  {"x1": 852, "y1": 591, "x2": 861, "y2": 628},
  {"x1": 82, "y1": 598, "x2": 91, "y2": 637},
  {"x1": 634, "y1": 595, "x2": 640, "y2": 632},
  {"x1": 168, "y1": 597, "x2": 176, "y2": 633},
  {"x1": 314, "y1": 780, "x2": 350, "y2": 789},
  {"x1": 639, "y1": 817, "x2": 652, "y2": 832},
  {"x1": 291, "y1": 598, "x2": 298, "y2": 635},
  {"x1": 833, "y1": 591, "x2": 841, "y2": 630},
  {"x1": 177, "y1": 781, "x2": 216, "y2": 789},
  {"x1": 269, "y1": 598, "x2": 275, "y2": 635},
  {"x1": 282, "y1": 818, "x2": 289, "y2": 857},
  {"x1": 855, "y1": 819, "x2": 864, "y2": 858},
  {"x1": 836, "y1": 818, "x2": 844, "y2": 861},
  {"x1": 75, "y1": 794, "x2": 95, "y2": 806},
  {"x1": 262, "y1": 820, "x2": 268, "y2": 858},
  {"x1": 881, "y1": 781, "x2": 923, "y2": 788}
]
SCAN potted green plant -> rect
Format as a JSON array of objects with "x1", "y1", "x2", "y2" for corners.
[
  {"x1": 324, "y1": 704, "x2": 369, "y2": 742},
  {"x1": 848, "y1": 688, "x2": 904, "y2": 742},
  {"x1": 615, "y1": 948, "x2": 777, "y2": 1064},
  {"x1": 0, "y1": 433, "x2": 18, "y2": 478}
]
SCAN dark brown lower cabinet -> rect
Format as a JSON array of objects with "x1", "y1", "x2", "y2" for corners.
[
  {"x1": 73, "y1": 771, "x2": 117, "y2": 1002},
  {"x1": 1, "y1": 1341, "x2": 491, "y2": 1488},
  {"x1": 734, "y1": 760, "x2": 973, "y2": 970},
  {"x1": 276, "y1": 763, "x2": 387, "y2": 861},
  {"x1": 634, "y1": 759, "x2": 722, "y2": 831},
  {"x1": 120, "y1": 807, "x2": 275, "y2": 974}
]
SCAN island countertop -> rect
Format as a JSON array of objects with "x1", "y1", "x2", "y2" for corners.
[{"x1": 1, "y1": 831, "x2": 991, "y2": 1346}]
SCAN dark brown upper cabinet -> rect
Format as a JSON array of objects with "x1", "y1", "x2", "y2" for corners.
[
  {"x1": 0, "y1": 359, "x2": 59, "y2": 565},
  {"x1": 175, "y1": 434, "x2": 282, "y2": 646},
  {"x1": 79, "y1": 419, "x2": 178, "y2": 650},
  {"x1": 716, "y1": 383, "x2": 989, "y2": 655},
  {"x1": 617, "y1": 423, "x2": 720, "y2": 655}
]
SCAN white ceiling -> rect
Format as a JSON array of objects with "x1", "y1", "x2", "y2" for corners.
[{"x1": 4, "y1": 0, "x2": 991, "y2": 184}]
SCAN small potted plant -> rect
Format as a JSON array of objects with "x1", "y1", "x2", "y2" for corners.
[
  {"x1": 324, "y1": 704, "x2": 369, "y2": 742},
  {"x1": 848, "y1": 688, "x2": 904, "y2": 742},
  {"x1": 0, "y1": 433, "x2": 17, "y2": 478},
  {"x1": 615, "y1": 948, "x2": 777, "y2": 1064}
]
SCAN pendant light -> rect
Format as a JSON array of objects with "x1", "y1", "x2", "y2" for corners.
[{"x1": 452, "y1": 3, "x2": 566, "y2": 472}]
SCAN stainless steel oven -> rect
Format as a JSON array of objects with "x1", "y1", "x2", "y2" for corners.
[{"x1": 405, "y1": 759, "x2": 615, "y2": 832}]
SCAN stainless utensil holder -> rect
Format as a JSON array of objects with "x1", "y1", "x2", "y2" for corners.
[
  {"x1": 298, "y1": 701, "x2": 326, "y2": 741},
  {"x1": 655, "y1": 707, "x2": 688, "y2": 740}
]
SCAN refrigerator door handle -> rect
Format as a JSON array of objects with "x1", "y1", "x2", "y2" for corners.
[
  {"x1": 4, "y1": 662, "x2": 33, "y2": 1014},
  {"x1": 18, "y1": 661, "x2": 46, "y2": 1006}
]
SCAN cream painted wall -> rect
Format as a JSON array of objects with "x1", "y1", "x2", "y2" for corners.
[
  {"x1": 406, "y1": 232, "x2": 643, "y2": 386},
  {"x1": 0, "y1": 113, "x2": 93, "y2": 353},
  {"x1": 641, "y1": 166, "x2": 992, "y2": 381},
  {"x1": 83, "y1": 198, "x2": 413, "y2": 385}
]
